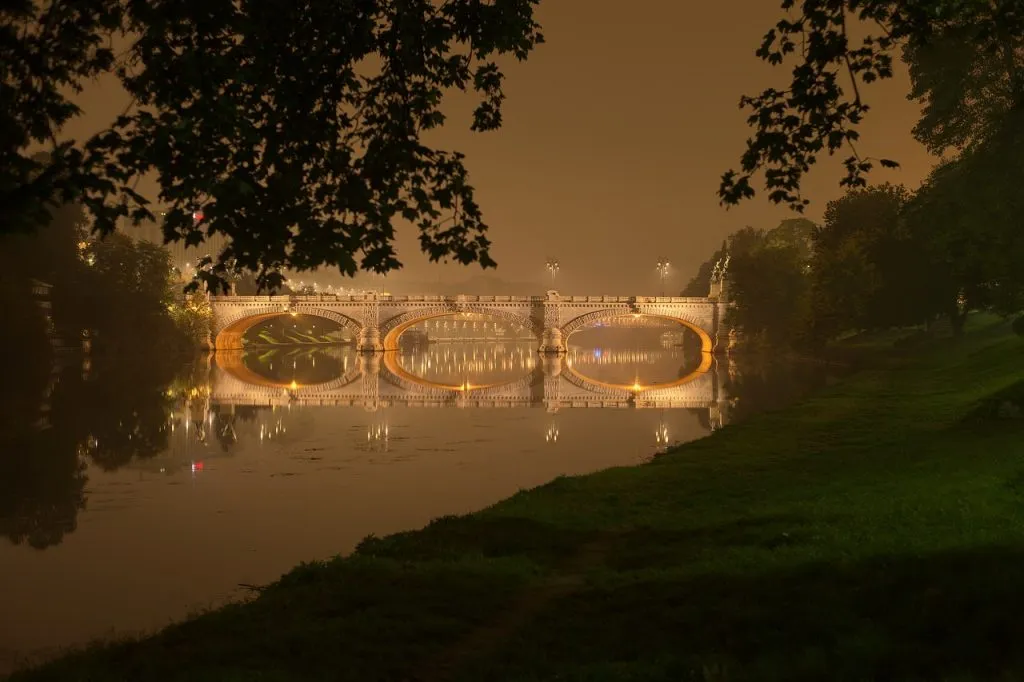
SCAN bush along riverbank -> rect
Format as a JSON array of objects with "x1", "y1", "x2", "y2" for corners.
[{"x1": 11, "y1": 317, "x2": 1024, "y2": 682}]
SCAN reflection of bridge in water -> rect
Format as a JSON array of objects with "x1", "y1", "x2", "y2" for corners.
[{"x1": 210, "y1": 350, "x2": 730, "y2": 426}]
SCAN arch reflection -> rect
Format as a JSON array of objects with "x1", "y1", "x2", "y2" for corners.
[
  {"x1": 215, "y1": 348, "x2": 363, "y2": 392},
  {"x1": 385, "y1": 341, "x2": 540, "y2": 393},
  {"x1": 211, "y1": 341, "x2": 721, "y2": 408},
  {"x1": 562, "y1": 343, "x2": 711, "y2": 395}
]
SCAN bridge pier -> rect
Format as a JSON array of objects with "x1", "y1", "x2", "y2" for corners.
[
  {"x1": 541, "y1": 354, "x2": 563, "y2": 411},
  {"x1": 356, "y1": 326, "x2": 383, "y2": 353},
  {"x1": 538, "y1": 326, "x2": 566, "y2": 354}
]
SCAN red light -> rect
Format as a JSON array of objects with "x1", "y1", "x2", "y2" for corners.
[
  {"x1": 192, "y1": 210, "x2": 204, "y2": 224},
  {"x1": 191, "y1": 461, "x2": 204, "y2": 472}
]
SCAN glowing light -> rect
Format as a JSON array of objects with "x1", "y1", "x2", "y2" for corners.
[
  {"x1": 546, "y1": 424, "x2": 559, "y2": 443},
  {"x1": 656, "y1": 423, "x2": 669, "y2": 445}
]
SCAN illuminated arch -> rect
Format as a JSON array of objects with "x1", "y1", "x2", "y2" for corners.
[
  {"x1": 213, "y1": 306, "x2": 360, "y2": 351},
  {"x1": 379, "y1": 307, "x2": 541, "y2": 351},
  {"x1": 214, "y1": 350, "x2": 363, "y2": 393},
  {"x1": 560, "y1": 310, "x2": 715, "y2": 359}
]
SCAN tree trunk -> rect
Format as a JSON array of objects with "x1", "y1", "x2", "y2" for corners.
[{"x1": 948, "y1": 306, "x2": 968, "y2": 336}]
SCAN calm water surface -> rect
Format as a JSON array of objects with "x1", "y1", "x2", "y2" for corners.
[{"x1": 0, "y1": 329, "x2": 837, "y2": 673}]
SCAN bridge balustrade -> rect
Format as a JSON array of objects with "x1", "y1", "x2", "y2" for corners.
[{"x1": 208, "y1": 289, "x2": 732, "y2": 355}]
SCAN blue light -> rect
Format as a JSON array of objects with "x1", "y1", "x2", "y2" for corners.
[{"x1": 594, "y1": 348, "x2": 602, "y2": 359}]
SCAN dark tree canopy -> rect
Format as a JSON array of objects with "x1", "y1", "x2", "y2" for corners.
[
  {"x1": 2, "y1": 0, "x2": 543, "y2": 290},
  {"x1": 719, "y1": 219, "x2": 815, "y2": 348},
  {"x1": 809, "y1": 184, "x2": 935, "y2": 338},
  {"x1": 721, "y1": 0, "x2": 1024, "y2": 210}
]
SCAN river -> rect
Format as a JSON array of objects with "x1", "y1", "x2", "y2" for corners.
[{"x1": 0, "y1": 328, "x2": 839, "y2": 674}]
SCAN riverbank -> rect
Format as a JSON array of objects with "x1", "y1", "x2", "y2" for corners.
[{"x1": 10, "y1": 317, "x2": 1024, "y2": 681}]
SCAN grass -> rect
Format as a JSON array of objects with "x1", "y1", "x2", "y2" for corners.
[{"x1": 10, "y1": 318, "x2": 1024, "y2": 682}]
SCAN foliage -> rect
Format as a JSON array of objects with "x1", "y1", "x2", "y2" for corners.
[
  {"x1": 905, "y1": 9, "x2": 1024, "y2": 156},
  {"x1": 85, "y1": 235, "x2": 175, "y2": 308},
  {"x1": 1014, "y1": 316, "x2": 1024, "y2": 338},
  {"x1": 711, "y1": 166, "x2": 1021, "y2": 349},
  {"x1": 721, "y1": 0, "x2": 1024, "y2": 209},
  {"x1": 724, "y1": 220, "x2": 814, "y2": 348},
  {"x1": 809, "y1": 184, "x2": 935, "y2": 340},
  {"x1": 69, "y1": 232, "x2": 191, "y2": 351},
  {"x1": 0, "y1": 200, "x2": 87, "y2": 284},
  {"x1": 169, "y1": 290, "x2": 213, "y2": 346},
  {"x1": 902, "y1": 116, "x2": 1024, "y2": 325},
  {"x1": 0, "y1": 198, "x2": 209, "y2": 354},
  {"x1": 3, "y1": 0, "x2": 543, "y2": 291}
]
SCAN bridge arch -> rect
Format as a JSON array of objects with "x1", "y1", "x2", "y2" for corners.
[
  {"x1": 213, "y1": 306, "x2": 361, "y2": 351},
  {"x1": 560, "y1": 310, "x2": 715, "y2": 357},
  {"x1": 380, "y1": 306, "x2": 541, "y2": 351},
  {"x1": 214, "y1": 350, "x2": 363, "y2": 393}
]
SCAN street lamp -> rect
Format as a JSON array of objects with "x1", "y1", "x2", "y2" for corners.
[
  {"x1": 656, "y1": 259, "x2": 670, "y2": 296},
  {"x1": 545, "y1": 258, "x2": 560, "y2": 287}
]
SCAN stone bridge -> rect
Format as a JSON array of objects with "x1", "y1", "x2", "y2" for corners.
[
  {"x1": 209, "y1": 282, "x2": 731, "y2": 355},
  {"x1": 209, "y1": 351, "x2": 729, "y2": 425}
]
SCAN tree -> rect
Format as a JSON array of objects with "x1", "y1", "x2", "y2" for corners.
[
  {"x1": 904, "y1": 11, "x2": 1024, "y2": 156},
  {"x1": 809, "y1": 184, "x2": 931, "y2": 340},
  {"x1": 71, "y1": 232, "x2": 196, "y2": 352},
  {"x1": 170, "y1": 290, "x2": 214, "y2": 346},
  {"x1": 903, "y1": 124, "x2": 1024, "y2": 329},
  {"x1": 765, "y1": 217, "x2": 815, "y2": 259},
  {"x1": 725, "y1": 221, "x2": 814, "y2": 348},
  {"x1": 720, "y1": 1, "x2": 1024, "y2": 210},
  {"x1": 3, "y1": 0, "x2": 543, "y2": 291}
]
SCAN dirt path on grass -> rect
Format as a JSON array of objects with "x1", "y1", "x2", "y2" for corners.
[{"x1": 415, "y1": 532, "x2": 620, "y2": 682}]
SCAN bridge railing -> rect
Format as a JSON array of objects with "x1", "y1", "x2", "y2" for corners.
[
  {"x1": 209, "y1": 295, "x2": 293, "y2": 302},
  {"x1": 632, "y1": 296, "x2": 717, "y2": 304},
  {"x1": 209, "y1": 294, "x2": 719, "y2": 304}
]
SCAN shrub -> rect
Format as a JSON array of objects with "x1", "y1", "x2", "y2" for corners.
[
  {"x1": 964, "y1": 380, "x2": 1024, "y2": 424},
  {"x1": 1013, "y1": 315, "x2": 1024, "y2": 338}
]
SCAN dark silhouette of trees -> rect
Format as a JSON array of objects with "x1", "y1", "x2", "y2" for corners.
[
  {"x1": 3, "y1": 1, "x2": 543, "y2": 291},
  {"x1": 721, "y1": 1, "x2": 1024, "y2": 209},
  {"x1": 724, "y1": 219, "x2": 814, "y2": 349},
  {"x1": 905, "y1": 124, "x2": 1024, "y2": 325},
  {"x1": 714, "y1": 2, "x2": 1024, "y2": 342},
  {"x1": 808, "y1": 184, "x2": 941, "y2": 340}
]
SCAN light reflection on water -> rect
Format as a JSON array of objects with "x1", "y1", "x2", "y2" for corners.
[{"x1": 0, "y1": 334, "x2": 836, "y2": 674}]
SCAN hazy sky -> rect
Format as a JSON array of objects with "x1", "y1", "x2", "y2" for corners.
[{"x1": 66, "y1": 0, "x2": 936, "y2": 294}]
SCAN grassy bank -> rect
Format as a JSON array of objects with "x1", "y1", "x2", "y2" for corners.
[{"x1": 12, "y1": 319, "x2": 1024, "y2": 682}]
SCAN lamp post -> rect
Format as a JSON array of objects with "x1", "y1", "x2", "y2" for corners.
[
  {"x1": 656, "y1": 259, "x2": 670, "y2": 296},
  {"x1": 545, "y1": 258, "x2": 560, "y2": 288}
]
